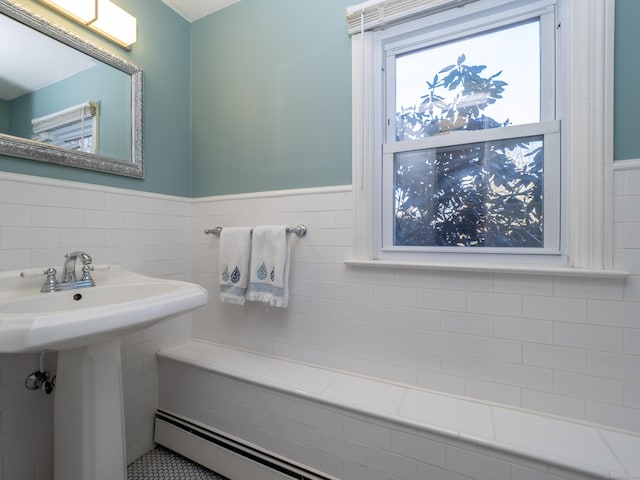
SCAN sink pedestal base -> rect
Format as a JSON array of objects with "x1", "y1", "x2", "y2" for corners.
[{"x1": 54, "y1": 338, "x2": 127, "y2": 480}]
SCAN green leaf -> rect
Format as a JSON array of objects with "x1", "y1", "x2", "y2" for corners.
[{"x1": 470, "y1": 65, "x2": 487, "y2": 74}]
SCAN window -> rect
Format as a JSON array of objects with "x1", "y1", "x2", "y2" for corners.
[
  {"x1": 348, "y1": 0, "x2": 618, "y2": 273},
  {"x1": 32, "y1": 101, "x2": 99, "y2": 153},
  {"x1": 386, "y1": 13, "x2": 558, "y2": 255}
]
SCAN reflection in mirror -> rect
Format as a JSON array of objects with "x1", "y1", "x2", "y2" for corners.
[{"x1": 0, "y1": 0, "x2": 143, "y2": 178}]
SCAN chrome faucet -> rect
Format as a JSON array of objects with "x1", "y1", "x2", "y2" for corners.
[
  {"x1": 39, "y1": 252, "x2": 96, "y2": 292},
  {"x1": 62, "y1": 251, "x2": 93, "y2": 283}
]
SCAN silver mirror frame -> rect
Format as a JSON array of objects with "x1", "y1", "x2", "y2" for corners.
[{"x1": 0, "y1": 0, "x2": 143, "y2": 178}]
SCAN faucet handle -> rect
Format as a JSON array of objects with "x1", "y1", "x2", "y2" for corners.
[
  {"x1": 20, "y1": 268, "x2": 48, "y2": 279},
  {"x1": 81, "y1": 265, "x2": 95, "y2": 282},
  {"x1": 40, "y1": 268, "x2": 59, "y2": 293}
]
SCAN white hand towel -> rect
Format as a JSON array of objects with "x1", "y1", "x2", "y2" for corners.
[
  {"x1": 218, "y1": 226, "x2": 252, "y2": 305},
  {"x1": 246, "y1": 225, "x2": 290, "y2": 308}
]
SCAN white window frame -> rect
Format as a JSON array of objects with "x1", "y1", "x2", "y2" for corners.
[
  {"x1": 381, "y1": 4, "x2": 557, "y2": 259},
  {"x1": 347, "y1": 0, "x2": 625, "y2": 277},
  {"x1": 32, "y1": 101, "x2": 99, "y2": 154}
]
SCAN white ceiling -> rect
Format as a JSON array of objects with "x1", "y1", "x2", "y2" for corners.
[
  {"x1": 161, "y1": 0, "x2": 242, "y2": 22},
  {"x1": 0, "y1": 15, "x2": 96, "y2": 101}
]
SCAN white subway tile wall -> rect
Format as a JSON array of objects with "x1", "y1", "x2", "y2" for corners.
[
  {"x1": 0, "y1": 173, "x2": 193, "y2": 479},
  {"x1": 191, "y1": 169, "x2": 640, "y2": 435}
]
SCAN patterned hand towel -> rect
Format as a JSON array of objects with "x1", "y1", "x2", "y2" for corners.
[
  {"x1": 246, "y1": 225, "x2": 290, "y2": 308},
  {"x1": 218, "y1": 226, "x2": 252, "y2": 305}
]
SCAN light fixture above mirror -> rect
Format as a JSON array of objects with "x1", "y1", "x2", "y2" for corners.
[
  {"x1": 39, "y1": 0, "x2": 96, "y2": 23},
  {"x1": 38, "y1": 0, "x2": 136, "y2": 50}
]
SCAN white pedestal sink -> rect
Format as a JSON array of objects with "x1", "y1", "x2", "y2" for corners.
[
  {"x1": 0, "y1": 265, "x2": 209, "y2": 480},
  {"x1": 55, "y1": 339, "x2": 128, "y2": 479}
]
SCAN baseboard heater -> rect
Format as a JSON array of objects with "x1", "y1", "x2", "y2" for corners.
[{"x1": 154, "y1": 410, "x2": 338, "y2": 480}]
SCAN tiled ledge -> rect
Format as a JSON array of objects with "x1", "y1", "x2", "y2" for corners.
[{"x1": 158, "y1": 340, "x2": 640, "y2": 480}]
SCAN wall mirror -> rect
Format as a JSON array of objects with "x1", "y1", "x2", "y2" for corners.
[{"x1": 0, "y1": 0, "x2": 143, "y2": 178}]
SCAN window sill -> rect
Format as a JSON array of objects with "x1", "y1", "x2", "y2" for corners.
[{"x1": 343, "y1": 259, "x2": 629, "y2": 279}]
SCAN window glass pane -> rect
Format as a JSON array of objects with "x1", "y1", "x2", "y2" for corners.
[
  {"x1": 393, "y1": 136, "x2": 544, "y2": 248},
  {"x1": 33, "y1": 121, "x2": 95, "y2": 152},
  {"x1": 395, "y1": 21, "x2": 540, "y2": 141}
]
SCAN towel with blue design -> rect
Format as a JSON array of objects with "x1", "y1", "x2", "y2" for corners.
[
  {"x1": 246, "y1": 225, "x2": 290, "y2": 308},
  {"x1": 218, "y1": 226, "x2": 252, "y2": 305}
]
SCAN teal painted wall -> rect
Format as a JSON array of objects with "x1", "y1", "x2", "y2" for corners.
[
  {"x1": 0, "y1": 99, "x2": 8, "y2": 134},
  {"x1": 190, "y1": 0, "x2": 353, "y2": 197},
  {"x1": 1, "y1": 1, "x2": 637, "y2": 197},
  {"x1": 0, "y1": 0, "x2": 192, "y2": 196},
  {"x1": 9, "y1": 63, "x2": 131, "y2": 161},
  {"x1": 614, "y1": 0, "x2": 640, "y2": 161}
]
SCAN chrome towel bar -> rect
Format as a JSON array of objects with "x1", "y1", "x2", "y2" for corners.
[{"x1": 204, "y1": 224, "x2": 307, "y2": 238}]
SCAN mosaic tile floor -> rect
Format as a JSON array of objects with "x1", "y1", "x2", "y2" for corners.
[{"x1": 127, "y1": 446, "x2": 229, "y2": 480}]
